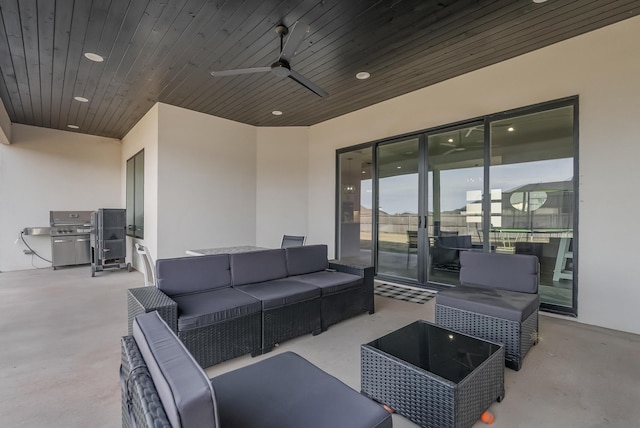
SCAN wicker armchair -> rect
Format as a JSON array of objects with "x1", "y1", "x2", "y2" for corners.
[{"x1": 435, "y1": 251, "x2": 540, "y2": 371}]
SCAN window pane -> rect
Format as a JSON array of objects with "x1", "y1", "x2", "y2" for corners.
[
  {"x1": 337, "y1": 148, "x2": 372, "y2": 265},
  {"x1": 126, "y1": 157, "x2": 135, "y2": 237},
  {"x1": 490, "y1": 106, "x2": 574, "y2": 307},
  {"x1": 134, "y1": 151, "x2": 144, "y2": 239}
]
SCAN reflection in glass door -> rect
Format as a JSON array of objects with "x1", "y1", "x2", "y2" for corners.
[
  {"x1": 427, "y1": 125, "x2": 485, "y2": 286},
  {"x1": 377, "y1": 139, "x2": 420, "y2": 280},
  {"x1": 489, "y1": 106, "x2": 575, "y2": 309}
]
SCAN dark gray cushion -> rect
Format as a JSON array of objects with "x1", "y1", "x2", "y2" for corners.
[
  {"x1": 132, "y1": 311, "x2": 219, "y2": 428},
  {"x1": 156, "y1": 254, "x2": 231, "y2": 296},
  {"x1": 230, "y1": 249, "x2": 288, "y2": 286},
  {"x1": 285, "y1": 244, "x2": 329, "y2": 276},
  {"x1": 437, "y1": 285, "x2": 540, "y2": 322},
  {"x1": 236, "y1": 278, "x2": 321, "y2": 309},
  {"x1": 173, "y1": 288, "x2": 262, "y2": 331},
  {"x1": 211, "y1": 351, "x2": 392, "y2": 428},
  {"x1": 459, "y1": 251, "x2": 539, "y2": 294},
  {"x1": 291, "y1": 271, "x2": 362, "y2": 295}
]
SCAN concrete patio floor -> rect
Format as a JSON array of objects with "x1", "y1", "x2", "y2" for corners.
[{"x1": 1, "y1": 266, "x2": 639, "y2": 427}]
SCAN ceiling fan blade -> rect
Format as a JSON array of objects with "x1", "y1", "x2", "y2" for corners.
[
  {"x1": 210, "y1": 66, "x2": 271, "y2": 77},
  {"x1": 289, "y1": 69, "x2": 327, "y2": 97},
  {"x1": 279, "y1": 21, "x2": 309, "y2": 63},
  {"x1": 442, "y1": 147, "x2": 457, "y2": 156},
  {"x1": 440, "y1": 142, "x2": 456, "y2": 147}
]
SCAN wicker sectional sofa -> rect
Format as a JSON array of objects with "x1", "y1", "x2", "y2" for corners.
[
  {"x1": 127, "y1": 244, "x2": 374, "y2": 368},
  {"x1": 122, "y1": 311, "x2": 392, "y2": 428}
]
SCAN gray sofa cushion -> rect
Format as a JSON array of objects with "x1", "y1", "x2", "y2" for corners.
[
  {"x1": 236, "y1": 278, "x2": 321, "y2": 310},
  {"x1": 230, "y1": 249, "x2": 288, "y2": 286},
  {"x1": 211, "y1": 351, "x2": 392, "y2": 428},
  {"x1": 291, "y1": 271, "x2": 362, "y2": 295},
  {"x1": 172, "y1": 288, "x2": 262, "y2": 331},
  {"x1": 285, "y1": 244, "x2": 329, "y2": 276},
  {"x1": 459, "y1": 251, "x2": 539, "y2": 294},
  {"x1": 437, "y1": 286, "x2": 540, "y2": 322},
  {"x1": 132, "y1": 311, "x2": 219, "y2": 428},
  {"x1": 156, "y1": 254, "x2": 231, "y2": 296}
]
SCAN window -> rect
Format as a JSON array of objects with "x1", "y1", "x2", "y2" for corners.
[{"x1": 126, "y1": 150, "x2": 144, "y2": 238}]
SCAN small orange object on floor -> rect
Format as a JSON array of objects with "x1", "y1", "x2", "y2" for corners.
[
  {"x1": 481, "y1": 410, "x2": 495, "y2": 424},
  {"x1": 383, "y1": 405, "x2": 395, "y2": 413}
]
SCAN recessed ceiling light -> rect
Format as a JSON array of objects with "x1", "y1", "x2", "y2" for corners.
[
  {"x1": 362, "y1": 171, "x2": 366, "y2": 174},
  {"x1": 67, "y1": 124, "x2": 79, "y2": 129},
  {"x1": 507, "y1": 127, "x2": 515, "y2": 132},
  {"x1": 355, "y1": 71, "x2": 370, "y2": 80},
  {"x1": 84, "y1": 52, "x2": 104, "y2": 62},
  {"x1": 448, "y1": 138, "x2": 454, "y2": 143},
  {"x1": 74, "y1": 96, "x2": 89, "y2": 103},
  {"x1": 532, "y1": 0, "x2": 548, "y2": 3},
  {"x1": 396, "y1": 166, "x2": 402, "y2": 169},
  {"x1": 272, "y1": 110, "x2": 283, "y2": 116}
]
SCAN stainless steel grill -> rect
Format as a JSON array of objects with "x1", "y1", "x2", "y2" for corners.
[{"x1": 49, "y1": 211, "x2": 93, "y2": 269}]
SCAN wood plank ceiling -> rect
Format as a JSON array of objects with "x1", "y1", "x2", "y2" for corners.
[{"x1": 0, "y1": 0, "x2": 638, "y2": 139}]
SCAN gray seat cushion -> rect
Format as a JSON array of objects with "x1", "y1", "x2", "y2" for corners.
[
  {"x1": 156, "y1": 254, "x2": 231, "y2": 296},
  {"x1": 132, "y1": 311, "x2": 219, "y2": 428},
  {"x1": 211, "y1": 351, "x2": 392, "y2": 428},
  {"x1": 291, "y1": 271, "x2": 362, "y2": 295},
  {"x1": 437, "y1": 285, "x2": 540, "y2": 322},
  {"x1": 236, "y1": 278, "x2": 321, "y2": 310},
  {"x1": 285, "y1": 244, "x2": 329, "y2": 275},
  {"x1": 230, "y1": 249, "x2": 288, "y2": 286},
  {"x1": 460, "y1": 251, "x2": 539, "y2": 294},
  {"x1": 173, "y1": 288, "x2": 262, "y2": 331}
]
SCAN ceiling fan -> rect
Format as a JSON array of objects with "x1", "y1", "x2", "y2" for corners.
[{"x1": 210, "y1": 22, "x2": 328, "y2": 97}]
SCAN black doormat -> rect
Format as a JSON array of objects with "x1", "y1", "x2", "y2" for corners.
[{"x1": 374, "y1": 282, "x2": 436, "y2": 304}]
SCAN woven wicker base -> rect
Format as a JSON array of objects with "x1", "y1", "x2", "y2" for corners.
[
  {"x1": 361, "y1": 327, "x2": 505, "y2": 428},
  {"x1": 435, "y1": 303, "x2": 538, "y2": 371},
  {"x1": 262, "y1": 297, "x2": 321, "y2": 353}
]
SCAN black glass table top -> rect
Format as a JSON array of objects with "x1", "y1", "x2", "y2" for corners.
[{"x1": 365, "y1": 320, "x2": 502, "y2": 384}]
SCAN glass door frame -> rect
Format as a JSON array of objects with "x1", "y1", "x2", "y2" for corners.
[{"x1": 335, "y1": 96, "x2": 579, "y2": 317}]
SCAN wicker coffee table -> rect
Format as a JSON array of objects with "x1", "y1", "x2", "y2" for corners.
[{"x1": 361, "y1": 320, "x2": 504, "y2": 428}]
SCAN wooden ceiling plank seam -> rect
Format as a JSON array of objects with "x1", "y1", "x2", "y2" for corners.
[
  {"x1": 60, "y1": 0, "x2": 113, "y2": 130},
  {"x1": 103, "y1": 2, "x2": 246, "y2": 135},
  {"x1": 0, "y1": 3, "x2": 25, "y2": 122},
  {"x1": 100, "y1": 0, "x2": 228, "y2": 134},
  {"x1": 49, "y1": 0, "x2": 74, "y2": 129},
  {"x1": 2, "y1": 0, "x2": 34, "y2": 124},
  {"x1": 36, "y1": 0, "x2": 55, "y2": 129},
  {"x1": 83, "y1": 0, "x2": 159, "y2": 133},
  {"x1": 156, "y1": 0, "x2": 271, "y2": 105},
  {"x1": 56, "y1": 0, "x2": 103, "y2": 130},
  {"x1": 77, "y1": 0, "x2": 136, "y2": 134},
  {"x1": 19, "y1": 0, "x2": 43, "y2": 126},
  {"x1": 130, "y1": 0, "x2": 235, "y2": 102}
]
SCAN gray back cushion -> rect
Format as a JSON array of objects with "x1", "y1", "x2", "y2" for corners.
[
  {"x1": 459, "y1": 251, "x2": 539, "y2": 293},
  {"x1": 285, "y1": 245, "x2": 329, "y2": 276},
  {"x1": 230, "y1": 249, "x2": 288, "y2": 286},
  {"x1": 156, "y1": 254, "x2": 231, "y2": 296},
  {"x1": 132, "y1": 311, "x2": 219, "y2": 428}
]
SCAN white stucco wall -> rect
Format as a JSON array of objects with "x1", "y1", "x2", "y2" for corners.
[
  {"x1": 156, "y1": 103, "x2": 257, "y2": 259},
  {"x1": 121, "y1": 104, "x2": 160, "y2": 270},
  {"x1": 0, "y1": 124, "x2": 121, "y2": 271},
  {"x1": 256, "y1": 127, "x2": 309, "y2": 248},
  {"x1": 307, "y1": 16, "x2": 640, "y2": 334}
]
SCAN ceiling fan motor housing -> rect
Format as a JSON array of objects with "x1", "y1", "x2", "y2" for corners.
[{"x1": 271, "y1": 60, "x2": 292, "y2": 77}]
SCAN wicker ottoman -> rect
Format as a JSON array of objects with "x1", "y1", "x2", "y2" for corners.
[{"x1": 361, "y1": 320, "x2": 504, "y2": 428}]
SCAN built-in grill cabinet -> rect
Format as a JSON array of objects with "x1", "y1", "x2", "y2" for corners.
[{"x1": 50, "y1": 211, "x2": 93, "y2": 269}]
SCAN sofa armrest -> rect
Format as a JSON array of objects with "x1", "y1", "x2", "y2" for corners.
[
  {"x1": 127, "y1": 287, "x2": 178, "y2": 335},
  {"x1": 121, "y1": 336, "x2": 172, "y2": 428},
  {"x1": 328, "y1": 261, "x2": 373, "y2": 280}
]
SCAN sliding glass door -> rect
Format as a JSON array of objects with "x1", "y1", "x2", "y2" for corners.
[
  {"x1": 336, "y1": 98, "x2": 578, "y2": 315},
  {"x1": 427, "y1": 125, "x2": 485, "y2": 286},
  {"x1": 376, "y1": 138, "x2": 420, "y2": 280}
]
